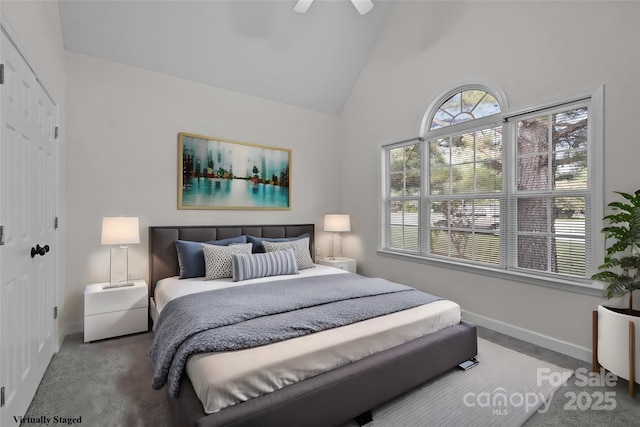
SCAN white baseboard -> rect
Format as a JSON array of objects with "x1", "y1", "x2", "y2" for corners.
[{"x1": 462, "y1": 310, "x2": 592, "y2": 364}]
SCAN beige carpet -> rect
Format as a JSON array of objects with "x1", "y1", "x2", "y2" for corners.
[{"x1": 360, "y1": 338, "x2": 574, "y2": 427}]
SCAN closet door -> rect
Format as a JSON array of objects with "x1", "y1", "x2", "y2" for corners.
[{"x1": 0, "y1": 26, "x2": 58, "y2": 426}]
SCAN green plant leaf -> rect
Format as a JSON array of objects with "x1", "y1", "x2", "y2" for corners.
[
  {"x1": 602, "y1": 228, "x2": 628, "y2": 241},
  {"x1": 603, "y1": 213, "x2": 631, "y2": 223},
  {"x1": 608, "y1": 201, "x2": 633, "y2": 214},
  {"x1": 619, "y1": 255, "x2": 640, "y2": 269},
  {"x1": 594, "y1": 189, "x2": 640, "y2": 299},
  {"x1": 607, "y1": 241, "x2": 630, "y2": 255},
  {"x1": 630, "y1": 204, "x2": 640, "y2": 243},
  {"x1": 613, "y1": 191, "x2": 634, "y2": 201},
  {"x1": 592, "y1": 270, "x2": 620, "y2": 283}
]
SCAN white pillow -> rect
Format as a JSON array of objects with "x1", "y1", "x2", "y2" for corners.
[
  {"x1": 231, "y1": 249, "x2": 299, "y2": 282},
  {"x1": 202, "y1": 242, "x2": 253, "y2": 280},
  {"x1": 262, "y1": 237, "x2": 314, "y2": 270}
]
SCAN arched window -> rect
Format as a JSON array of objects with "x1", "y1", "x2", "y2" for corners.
[
  {"x1": 429, "y1": 89, "x2": 501, "y2": 130},
  {"x1": 381, "y1": 83, "x2": 602, "y2": 287}
]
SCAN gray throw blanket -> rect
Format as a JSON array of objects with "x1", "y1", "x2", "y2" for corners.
[{"x1": 150, "y1": 273, "x2": 442, "y2": 397}]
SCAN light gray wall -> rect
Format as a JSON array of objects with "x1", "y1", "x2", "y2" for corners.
[
  {"x1": 63, "y1": 52, "x2": 341, "y2": 332},
  {"x1": 338, "y1": 1, "x2": 640, "y2": 359},
  {"x1": 1, "y1": 0, "x2": 67, "y2": 345}
]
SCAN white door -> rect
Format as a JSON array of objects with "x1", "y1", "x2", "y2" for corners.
[{"x1": 0, "y1": 26, "x2": 58, "y2": 426}]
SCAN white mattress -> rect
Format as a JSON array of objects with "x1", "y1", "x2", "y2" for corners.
[{"x1": 154, "y1": 265, "x2": 461, "y2": 414}]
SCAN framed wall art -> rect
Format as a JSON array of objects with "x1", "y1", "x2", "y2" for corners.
[{"x1": 178, "y1": 132, "x2": 291, "y2": 210}]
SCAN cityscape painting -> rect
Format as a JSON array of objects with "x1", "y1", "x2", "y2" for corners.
[{"x1": 178, "y1": 132, "x2": 291, "y2": 210}]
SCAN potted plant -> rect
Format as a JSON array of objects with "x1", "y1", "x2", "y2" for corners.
[{"x1": 591, "y1": 189, "x2": 640, "y2": 394}]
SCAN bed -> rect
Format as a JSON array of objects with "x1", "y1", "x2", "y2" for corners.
[{"x1": 149, "y1": 224, "x2": 477, "y2": 427}]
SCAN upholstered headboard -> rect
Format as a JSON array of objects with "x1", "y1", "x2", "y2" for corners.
[{"x1": 148, "y1": 224, "x2": 315, "y2": 296}]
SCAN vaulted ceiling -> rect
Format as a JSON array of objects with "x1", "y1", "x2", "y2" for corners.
[{"x1": 58, "y1": 0, "x2": 396, "y2": 115}]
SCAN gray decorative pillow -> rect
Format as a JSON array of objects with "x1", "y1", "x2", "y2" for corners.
[
  {"x1": 231, "y1": 248, "x2": 299, "y2": 282},
  {"x1": 263, "y1": 237, "x2": 314, "y2": 270},
  {"x1": 202, "y1": 242, "x2": 253, "y2": 280},
  {"x1": 246, "y1": 233, "x2": 311, "y2": 253},
  {"x1": 175, "y1": 235, "x2": 247, "y2": 279}
]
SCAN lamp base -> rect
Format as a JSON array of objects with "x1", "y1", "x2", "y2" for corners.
[
  {"x1": 109, "y1": 246, "x2": 130, "y2": 287},
  {"x1": 102, "y1": 281, "x2": 135, "y2": 289},
  {"x1": 333, "y1": 232, "x2": 343, "y2": 259}
]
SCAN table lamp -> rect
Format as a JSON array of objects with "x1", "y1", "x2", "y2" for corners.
[
  {"x1": 101, "y1": 216, "x2": 140, "y2": 289},
  {"x1": 324, "y1": 214, "x2": 351, "y2": 259}
]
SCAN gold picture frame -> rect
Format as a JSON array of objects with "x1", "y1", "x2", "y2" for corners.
[{"x1": 178, "y1": 132, "x2": 291, "y2": 210}]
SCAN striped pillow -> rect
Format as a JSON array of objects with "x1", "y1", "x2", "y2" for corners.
[{"x1": 231, "y1": 248, "x2": 299, "y2": 282}]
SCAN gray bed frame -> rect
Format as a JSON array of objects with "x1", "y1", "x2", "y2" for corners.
[{"x1": 149, "y1": 224, "x2": 477, "y2": 427}]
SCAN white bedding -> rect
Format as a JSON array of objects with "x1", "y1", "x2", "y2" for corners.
[
  {"x1": 154, "y1": 265, "x2": 461, "y2": 414},
  {"x1": 154, "y1": 263, "x2": 348, "y2": 314}
]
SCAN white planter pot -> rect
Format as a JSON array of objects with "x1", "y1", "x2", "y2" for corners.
[{"x1": 597, "y1": 304, "x2": 640, "y2": 383}]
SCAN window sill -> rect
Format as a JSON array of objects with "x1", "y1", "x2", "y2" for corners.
[{"x1": 376, "y1": 249, "x2": 606, "y2": 298}]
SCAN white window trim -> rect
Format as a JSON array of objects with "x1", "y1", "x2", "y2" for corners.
[
  {"x1": 419, "y1": 80, "x2": 510, "y2": 139},
  {"x1": 379, "y1": 85, "x2": 605, "y2": 296}
]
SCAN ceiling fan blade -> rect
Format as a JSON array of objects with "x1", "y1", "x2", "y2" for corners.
[
  {"x1": 351, "y1": 0, "x2": 374, "y2": 15},
  {"x1": 294, "y1": 0, "x2": 314, "y2": 13}
]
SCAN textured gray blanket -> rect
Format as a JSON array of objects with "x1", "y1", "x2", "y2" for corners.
[{"x1": 150, "y1": 273, "x2": 442, "y2": 397}]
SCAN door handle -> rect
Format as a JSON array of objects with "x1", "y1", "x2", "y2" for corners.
[{"x1": 30, "y1": 244, "x2": 50, "y2": 258}]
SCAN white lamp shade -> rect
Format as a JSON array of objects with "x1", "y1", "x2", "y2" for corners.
[
  {"x1": 324, "y1": 214, "x2": 351, "y2": 232},
  {"x1": 101, "y1": 217, "x2": 140, "y2": 245}
]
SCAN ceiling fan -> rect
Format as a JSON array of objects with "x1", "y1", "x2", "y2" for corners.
[{"x1": 294, "y1": 0, "x2": 374, "y2": 15}]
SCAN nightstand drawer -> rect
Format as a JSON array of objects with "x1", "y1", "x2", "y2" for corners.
[
  {"x1": 317, "y1": 258, "x2": 357, "y2": 273},
  {"x1": 84, "y1": 306, "x2": 148, "y2": 342},
  {"x1": 84, "y1": 281, "x2": 147, "y2": 315},
  {"x1": 332, "y1": 262, "x2": 351, "y2": 271}
]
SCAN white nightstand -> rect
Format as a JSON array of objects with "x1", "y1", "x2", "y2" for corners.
[
  {"x1": 84, "y1": 279, "x2": 149, "y2": 342},
  {"x1": 318, "y1": 257, "x2": 357, "y2": 273}
]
